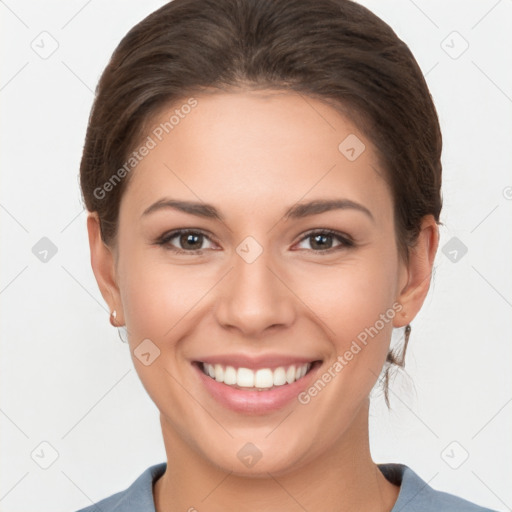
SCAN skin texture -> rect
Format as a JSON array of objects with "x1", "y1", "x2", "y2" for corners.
[{"x1": 87, "y1": 90, "x2": 439, "y2": 512}]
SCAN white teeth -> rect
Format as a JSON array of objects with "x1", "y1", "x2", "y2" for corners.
[
  {"x1": 254, "y1": 369, "x2": 273, "y2": 388},
  {"x1": 237, "y1": 367, "x2": 254, "y2": 387},
  {"x1": 273, "y1": 366, "x2": 287, "y2": 386},
  {"x1": 201, "y1": 362, "x2": 312, "y2": 389},
  {"x1": 213, "y1": 364, "x2": 222, "y2": 381},
  {"x1": 224, "y1": 365, "x2": 237, "y2": 385}
]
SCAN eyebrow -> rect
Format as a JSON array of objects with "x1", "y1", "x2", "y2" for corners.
[{"x1": 141, "y1": 198, "x2": 374, "y2": 222}]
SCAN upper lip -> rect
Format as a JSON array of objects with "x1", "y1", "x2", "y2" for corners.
[{"x1": 194, "y1": 354, "x2": 321, "y2": 370}]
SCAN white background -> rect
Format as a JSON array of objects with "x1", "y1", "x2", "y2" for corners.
[{"x1": 0, "y1": 1, "x2": 511, "y2": 511}]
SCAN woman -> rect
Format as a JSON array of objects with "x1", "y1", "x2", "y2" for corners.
[{"x1": 76, "y1": 0, "x2": 498, "y2": 510}]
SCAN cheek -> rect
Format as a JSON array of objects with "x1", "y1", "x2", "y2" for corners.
[
  {"x1": 298, "y1": 252, "x2": 398, "y2": 343},
  {"x1": 120, "y1": 255, "x2": 206, "y2": 341},
  {"x1": 120, "y1": 237, "x2": 399, "y2": 348},
  {"x1": 117, "y1": 250, "x2": 202, "y2": 411},
  {"x1": 291, "y1": 253, "x2": 400, "y2": 405}
]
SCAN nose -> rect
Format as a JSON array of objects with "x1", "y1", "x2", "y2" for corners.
[{"x1": 214, "y1": 243, "x2": 296, "y2": 337}]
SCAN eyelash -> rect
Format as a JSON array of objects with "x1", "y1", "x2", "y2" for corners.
[{"x1": 155, "y1": 228, "x2": 354, "y2": 255}]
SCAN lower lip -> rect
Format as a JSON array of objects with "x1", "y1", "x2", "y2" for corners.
[{"x1": 193, "y1": 362, "x2": 322, "y2": 414}]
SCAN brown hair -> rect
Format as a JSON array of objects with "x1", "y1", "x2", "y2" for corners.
[{"x1": 79, "y1": 0, "x2": 443, "y2": 406}]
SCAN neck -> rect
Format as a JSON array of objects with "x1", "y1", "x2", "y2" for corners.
[{"x1": 154, "y1": 400, "x2": 400, "y2": 512}]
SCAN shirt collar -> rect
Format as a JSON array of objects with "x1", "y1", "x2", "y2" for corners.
[{"x1": 105, "y1": 461, "x2": 450, "y2": 512}]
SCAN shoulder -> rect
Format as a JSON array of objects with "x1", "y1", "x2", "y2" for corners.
[
  {"x1": 378, "y1": 463, "x2": 499, "y2": 512},
  {"x1": 73, "y1": 462, "x2": 166, "y2": 512}
]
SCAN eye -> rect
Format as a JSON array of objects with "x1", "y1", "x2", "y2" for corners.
[
  {"x1": 294, "y1": 229, "x2": 354, "y2": 253},
  {"x1": 155, "y1": 228, "x2": 354, "y2": 255},
  {"x1": 156, "y1": 229, "x2": 217, "y2": 254}
]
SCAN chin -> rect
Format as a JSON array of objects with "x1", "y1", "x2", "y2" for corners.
[{"x1": 194, "y1": 433, "x2": 318, "y2": 478}]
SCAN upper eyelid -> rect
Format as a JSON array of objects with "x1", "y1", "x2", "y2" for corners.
[{"x1": 297, "y1": 228, "x2": 352, "y2": 241}]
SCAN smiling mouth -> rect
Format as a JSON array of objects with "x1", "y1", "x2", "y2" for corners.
[{"x1": 196, "y1": 361, "x2": 321, "y2": 391}]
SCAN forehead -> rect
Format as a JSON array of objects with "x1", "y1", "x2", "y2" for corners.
[{"x1": 120, "y1": 90, "x2": 392, "y2": 223}]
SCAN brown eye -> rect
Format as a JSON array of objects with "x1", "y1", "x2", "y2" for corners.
[
  {"x1": 157, "y1": 229, "x2": 216, "y2": 254},
  {"x1": 295, "y1": 230, "x2": 354, "y2": 253}
]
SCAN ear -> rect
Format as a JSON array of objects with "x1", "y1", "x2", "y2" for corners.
[
  {"x1": 393, "y1": 215, "x2": 439, "y2": 328},
  {"x1": 87, "y1": 212, "x2": 124, "y2": 325}
]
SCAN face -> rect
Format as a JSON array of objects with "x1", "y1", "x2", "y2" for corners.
[{"x1": 90, "y1": 90, "x2": 431, "y2": 476}]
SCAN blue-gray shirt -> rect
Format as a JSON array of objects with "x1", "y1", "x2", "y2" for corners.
[{"x1": 75, "y1": 462, "x2": 498, "y2": 511}]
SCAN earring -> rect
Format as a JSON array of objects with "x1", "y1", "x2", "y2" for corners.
[
  {"x1": 404, "y1": 323, "x2": 411, "y2": 343},
  {"x1": 400, "y1": 323, "x2": 411, "y2": 366},
  {"x1": 110, "y1": 310, "x2": 118, "y2": 327},
  {"x1": 109, "y1": 309, "x2": 128, "y2": 343}
]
